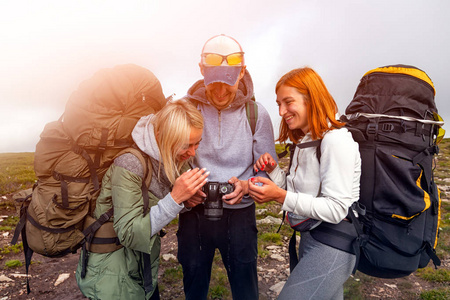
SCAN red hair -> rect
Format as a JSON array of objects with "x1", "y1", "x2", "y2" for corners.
[{"x1": 276, "y1": 67, "x2": 344, "y2": 143}]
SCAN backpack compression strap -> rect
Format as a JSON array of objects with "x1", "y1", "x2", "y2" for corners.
[
  {"x1": 11, "y1": 194, "x2": 33, "y2": 294},
  {"x1": 80, "y1": 207, "x2": 115, "y2": 278}
]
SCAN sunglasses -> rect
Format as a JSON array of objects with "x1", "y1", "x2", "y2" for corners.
[{"x1": 202, "y1": 52, "x2": 244, "y2": 66}]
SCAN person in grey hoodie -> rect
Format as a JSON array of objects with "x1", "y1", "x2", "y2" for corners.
[{"x1": 176, "y1": 34, "x2": 278, "y2": 300}]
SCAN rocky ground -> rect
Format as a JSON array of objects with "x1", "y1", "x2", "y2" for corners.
[
  {"x1": 1, "y1": 189, "x2": 448, "y2": 300},
  {"x1": 0, "y1": 154, "x2": 449, "y2": 299}
]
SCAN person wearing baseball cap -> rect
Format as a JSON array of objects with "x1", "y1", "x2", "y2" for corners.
[{"x1": 177, "y1": 34, "x2": 278, "y2": 300}]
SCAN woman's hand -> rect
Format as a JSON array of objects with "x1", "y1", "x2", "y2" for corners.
[
  {"x1": 247, "y1": 177, "x2": 286, "y2": 204},
  {"x1": 222, "y1": 177, "x2": 245, "y2": 205},
  {"x1": 253, "y1": 153, "x2": 277, "y2": 174},
  {"x1": 171, "y1": 168, "x2": 209, "y2": 205},
  {"x1": 184, "y1": 190, "x2": 206, "y2": 208}
]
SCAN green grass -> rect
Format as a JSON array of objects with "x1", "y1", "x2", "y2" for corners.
[
  {"x1": 0, "y1": 152, "x2": 36, "y2": 195},
  {"x1": 275, "y1": 143, "x2": 290, "y2": 170},
  {"x1": 0, "y1": 216, "x2": 19, "y2": 226},
  {"x1": 208, "y1": 250, "x2": 231, "y2": 300},
  {"x1": 169, "y1": 217, "x2": 179, "y2": 226},
  {"x1": 259, "y1": 232, "x2": 282, "y2": 244},
  {"x1": 435, "y1": 138, "x2": 450, "y2": 184},
  {"x1": 162, "y1": 265, "x2": 183, "y2": 283},
  {"x1": 274, "y1": 143, "x2": 285, "y2": 153},
  {"x1": 343, "y1": 276, "x2": 364, "y2": 300},
  {"x1": 0, "y1": 216, "x2": 19, "y2": 232},
  {"x1": 0, "y1": 243, "x2": 23, "y2": 258},
  {"x1": 420, "y1": 287, "x2": 450, "y2": 300},
  {"x1": 257, "y1": 228, "x2": 283, "y2": 258},
  {"x1": 209, "y1": 285, "x2": 229, "y2": 300},
  {"x1": 417, "y1": 268, "x2": 450, "y2": 282},
  {"x1": 4, "y1": 259, "x2": 22, "y2": 268}
]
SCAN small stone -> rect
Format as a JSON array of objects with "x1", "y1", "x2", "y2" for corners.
[
  {"x1": 162, "y1": 253, "x2": 177, "y2": 261},
  {"x1": 0, "y1": 275, "x2": 13, "y2": 282},
  {"x1": 384, "y1": 283, "x2": 397, "y2": 289},
  {"x1": 54, "y1": 273, "x2": 70, "y2": 286},
  {"x1": 266, "y1": 245, "x2": 281, "y2": 250},
  {"x1": 270, "y1": 254, "x2": 285, "y2": 262},
  {"x1": 9, "y1": 274, "x2": 28, "y2": 278},
  {"x1": 255, "y1": 209, "x2": 267, "y2": 215},
  {"x1": 269, "y1": 281, "x2": 285, "y2": 294},
  {"x1": 256, "y1": 216, "x2": 282, "y2": 225}
]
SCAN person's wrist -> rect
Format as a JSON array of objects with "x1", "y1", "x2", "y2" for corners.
[
  {"x1": 242, "y1": 180, "x2": 249, "y2": 195},
  {"x1": 276, "y1": 188, "x2": 286, "y2": 204},
  {"x1": 170, "y1": 192, "x2": 183, "y2": 205}
]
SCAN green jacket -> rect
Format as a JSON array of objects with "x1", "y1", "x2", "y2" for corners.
[{"x1": 76, "y1": 162, "x2": 163, "y2": 299}]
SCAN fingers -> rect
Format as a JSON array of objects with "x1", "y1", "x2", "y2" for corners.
[
  {"x1": 222, "y1": 194, "x2": 242, "y2": 205},
  {"x1": 172, "y1": 168, "x2": 210, "y2": 204},
  {"x1": 223, "y1": 177, "x2": 243, "y2": 205},
  {"x1": 247, "y1": 177, "x2": 272, "y2": 203},
  {"x1": 185, "y1": 197, "x2": 203, "y2": 208},
  {"x1": 196, "y1": 187, "x2": 207, "y2": 198},
  {"x1": 248, "y1": 177, "x2": 262, "y2": 194},
  {"x1": 254, "y1": 153, "x2": 276, "y2": 173},
  {"x1": 182, "y1": 168, "x2": 210, "y2": 190}
]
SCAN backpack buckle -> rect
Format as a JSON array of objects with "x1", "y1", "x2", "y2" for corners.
[
  {"x1": 366, "y1": 123, "x2": 378, "y2": 135},
  {"x1": 381, "y1": 123, "x2": 394, "y2": 132}
]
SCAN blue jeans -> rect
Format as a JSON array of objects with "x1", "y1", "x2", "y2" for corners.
[{"x1": 177, "y1": 203, "x2": 258, "y2": 300}]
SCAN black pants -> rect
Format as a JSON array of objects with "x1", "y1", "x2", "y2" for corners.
[
  {"x1": 177, "y1": 203, "x2": 259, "y2": 300},
  {"x1": 149, "y1": 284, "x2": 159, "y2": 300}
]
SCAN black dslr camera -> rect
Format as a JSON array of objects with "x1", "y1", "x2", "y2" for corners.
[{"x1": 202, "y1": 182, "x2": 234, "y2": 221}]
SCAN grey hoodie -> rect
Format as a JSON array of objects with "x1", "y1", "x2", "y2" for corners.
[{"x1": 185, "y1": 69, "x2": 278, "y2": 209}]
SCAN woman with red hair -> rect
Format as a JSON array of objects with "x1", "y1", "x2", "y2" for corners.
[{"x1": 248, "y1": 67, "x2": 361, "y2": 299}]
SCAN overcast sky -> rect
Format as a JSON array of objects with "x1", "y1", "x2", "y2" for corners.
[{"x1": 1, "y1": 0, "x2": 449, "y2": 153}]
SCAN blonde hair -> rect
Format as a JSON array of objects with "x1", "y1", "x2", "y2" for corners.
[
  {"x1": 275, "y1": 67, "x2": 343, "y2": 143},
  {"x1": 152, "y1": 100, "x2": 203, "y2": 184}
]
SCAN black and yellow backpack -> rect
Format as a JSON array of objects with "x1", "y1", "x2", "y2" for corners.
[{"x1": 340, "y1": 64, "x2": 445, "y2": 278}]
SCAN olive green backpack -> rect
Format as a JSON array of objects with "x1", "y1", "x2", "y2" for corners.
[{"x1": 11, "y1": 64, "x2": 166, "y2": 292}]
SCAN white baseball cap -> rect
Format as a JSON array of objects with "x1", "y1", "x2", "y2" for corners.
[{"x1": 201, "y1": 34, "x2": 245, "y2": 86}]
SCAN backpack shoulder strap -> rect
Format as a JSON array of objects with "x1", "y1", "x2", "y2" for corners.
[
  {"x1": 278, "y1": 139, "x2": 322, "y2": 175},
  {"x1": 117, "y1": 146, "x2": 153, "y2": 214},
  {"x1": 126, "y1": 147, "x2": 153, "y2": 188},
  {"x1": 295, "y1": 139, "x2": 322, "y2": 163},
  {"x1": 276, "y1": 139, "x2": 322, "y2": 233},
  {"x1": 245, "y1": 99, "x2": 258, "y2": 136}
]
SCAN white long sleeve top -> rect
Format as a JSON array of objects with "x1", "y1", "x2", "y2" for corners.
[{"x1": 269, "y1": 128, "x2": 361, "y2": 224}]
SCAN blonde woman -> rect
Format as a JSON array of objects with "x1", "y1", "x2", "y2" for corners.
[{"x1": 76, "y1": 100, "x2": 208, "y2": 299}]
